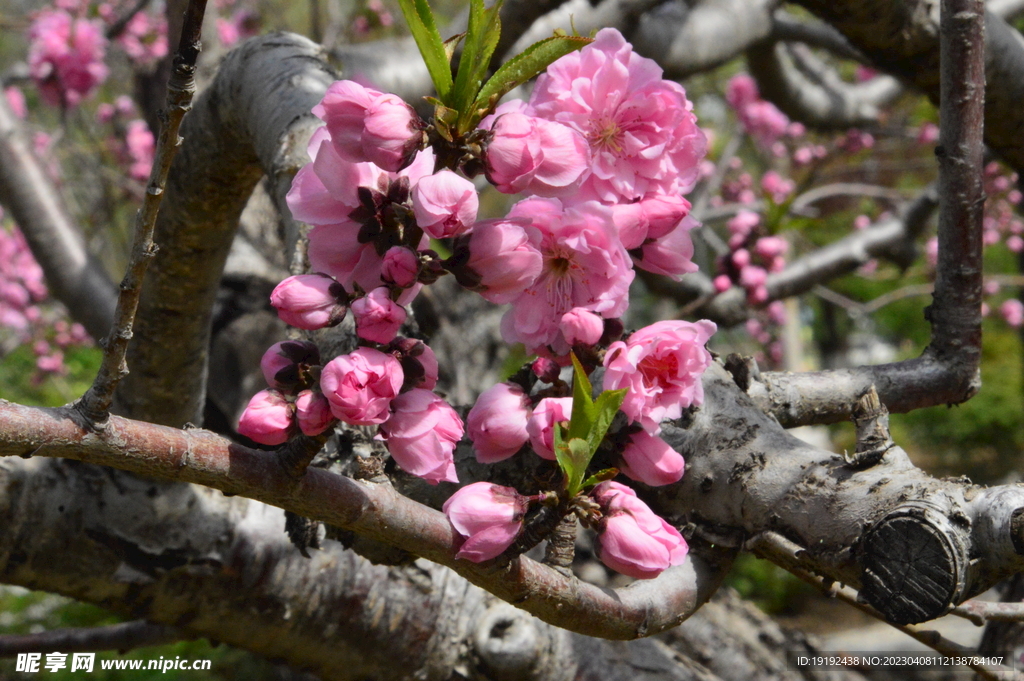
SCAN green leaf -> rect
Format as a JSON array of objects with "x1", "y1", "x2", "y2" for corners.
[
  {"x1": 472, "y1": 34, "x2": 592, "y2": 118},
  {"x1": 581, "y1": 467, "x2": 619, "y2": 490},
  {"x1": 589, "y1": 388, "x2": 627, "y2": 456},
  {"x1": 396, "y1": 0, "x2": 454, "y2": 101},
  {"x1": 452, "y1": 0, "x2": 503, "y2": 129},
  {"x1": 557, "y1": 437, "x2": 591, "y2": 496},
  {"x1": 567, "y1": 352, "x2": 596, "y2": 443}
]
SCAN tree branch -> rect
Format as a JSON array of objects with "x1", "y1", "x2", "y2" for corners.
[
  {"x1": 0, "y1": 95, "x2": 116, "y2": 343},
  {"x1": 0, "y1": 621, "x2": 188, "y2": 656}
]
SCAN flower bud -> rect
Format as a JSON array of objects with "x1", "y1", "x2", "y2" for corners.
[
  {"x1": 259, "y1": 340, "x2": 321, "y2": 392},
  {"x1": 448, "y1": 218, "x2": 542, "y2": 304},
  {"x1": 362, "y1": 93, "x2": 422, "y2": 171},
  {"x1": 526, "y1": 397, "x2": 572, "y2": 460},
  {"x1": 379, "y1": 389, "x2": 462, "y2": 484},
  {"x1": 592, "y1": 481, "x2": 688, "y2": 579},
  {"x1": 390, "y1": 337, "x2": 439, "y2": 391},
  {"x1": 382, "y1": 246, "x2": 420, "y2": 288},
  {"x1": 635, "y1": 216, "x2": 699, "y2": 280},
  {"x1": 619, "y1": 431, "x2": 684, "y2": 486},
  {"x1": 295, "y1": 390, "x2": 335, "y2": 436},
  {"x1": 237, "y1": 389, "x2": 295, "y2": 445},
  {"x1": 270, "y1": 274, "x2": 347, "y2": 330},
  {"x1": 532, "y1": 357, "x2": 561, "y2": 383},
  {"x1": 443, "y1": 482, "x2": 527, "y2": 561},
  {"x1": 412, "y1": 170, "x2": 479, "y2": 239},
  {"x1": 351, "y1": 287, "x2": 407, "y2": 344},
  {"x1": 559, "y1": 308, "x2": 604, "y2": 347},
  {"x1": 467, "y1": 382, "x2": 532, "y2": 463}
]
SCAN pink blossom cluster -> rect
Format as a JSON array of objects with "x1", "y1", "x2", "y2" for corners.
[
  {"x1": 27, "y1": 8, "x2": 109, "y2": 107},
  {"x1": 351, "y1": 0, "x2": 393, "y2": 36},
  {"x1": 0, "y1": 220, "x2": 92, "y2": 374},
  {"x1": 97, "y1": 2, "x2": 168, "y2": 65},
  {"x1": 94, "y1": 97, "x2": 155, "y2": 183},
  {"x1": 712, "y1": 210, "x2": 788, "y2": 306}
]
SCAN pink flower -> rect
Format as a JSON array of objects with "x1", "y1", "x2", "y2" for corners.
[
  {"x1": 27, "y1": 10, "x2": 108, "y2": 107},
  {"x1": 115, "y1": 10, "x2": 168, "y2": 65},
  {"x1": 634, "y1": 215, "x2": 699, "y2": 280},
  {"x1": 448, "y1": 218, "x2": 543, "y2": 304},
  {"x1": 484, "y1": 105, "x2": 590, "y2": 196},
  {"x1": 295, "y1": 390, "x2": 335, "y2": 436},
  {"x1": 532, "y1": 357, "x2": 561, "y2": 383},
  {"x1": 125, "y1": 119, "x2": 154, "y2": 181},
  {"x1": 412, "y1": 170, "x2": 478, "y2": 238},
  {"x1": 526, "y1": 397, "x2": 573, "y2": 460},
  {"x1": 1001, "y1": 299, "x2": 1024, "y2": 327},
  {"x1": 443, "y1": 482, "x2": 526, "y2": 561},
  {"x1": 754, "y1": 236, "x2": 787, "y2": 260},
  {"x1": 760, "y1": 170, "x2": 794, "y2": 203},
  {"x1": 560, "y1": 307, "x2": 604, "y2": 346},
  {"x1": 467, "y1": 382, "x2": 532, "y2": 463},
  {"x1": 270, "y1": 273, "x2": 347, "y2": 330},
  {"x1": 619, "y1": 431, "x2": 684, "y2": 487},
  {"x1": 237, "y1": 389, "x2": 295, "y2": 445},
  {"x1": 320, "y1": 348, "x2": 403, "y2": 425},
  {"x1": 381, "y1": 246, "x2": 420, "y2": 288},
  {"x1": 728, "y1": 210, "x2": 760, "y2": 237},
  {"x1": 603, "y1": 319, "x2": 717, "y2": 433},
  {"x1": 351, "y1": 287, "x2": 406, "y2": 343},
  {"x1": 592, "y1": 481, "x2": 688, "y2": 579},
  {"x1": 379, "y1": 389, "x2": 462, "y2": 484},
  {"x1": 287, "y1": 127, "x2": 433, "y2": 298},
  {"x1": 313, "y1": 81, "x2": 422, "y2": 171},
  {"x1": 739, "y1": 265, "x2": 768, "y2": 289},
  {"x1": 528, "y1": 28, "x2": 706, "y2": 203},
  {"x1": 260, "y1": 339, "x2": 320, "y2": 392},
  {"x1": 500, "y1": 198, "x2": 633, "y2": 355},
  {"x1": 726, "y1": 75, "x2": 790, "y2": 148},
  {"x1": 713, "y1": 275, "x2": 732, "y2": 293},
  {"x1": 5, "y1": 87, "x2": 26, "y2": 119}
]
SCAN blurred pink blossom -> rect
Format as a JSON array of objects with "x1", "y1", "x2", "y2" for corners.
[{"x1": 27, "y1": 9, "x2": 108, "y2": 107}]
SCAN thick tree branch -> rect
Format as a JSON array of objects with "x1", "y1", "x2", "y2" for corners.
[
  {"x1": 0, "y1": 96, "x2": 117, "y2": 343},
  {"x1": 113, "y1": 34, "x2": 335, "y2": 426},
  {"x1": 0, "y1": 399, "x2": 732, "y2": 641}
]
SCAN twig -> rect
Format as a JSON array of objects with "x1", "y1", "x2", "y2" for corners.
[
  {"x1": 790, "y1": 182, "x2": 911, "y2": 215},
  {"x1": 75, "y1": 0, "x2": 208, "y2": 427},
  {"x1": 0, "y1": 620, "x2": 189, "y2": 656},
  {"x1": 952, "y1": 599, "x2": 1024, "y2": 624},
  {"x1": 747, "y1": 532, "x2": 1019, "y2": 681}
]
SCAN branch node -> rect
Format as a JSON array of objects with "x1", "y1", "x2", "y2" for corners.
[{"x1": 845, "y1": 386, "x2": 895, "y2": 469}]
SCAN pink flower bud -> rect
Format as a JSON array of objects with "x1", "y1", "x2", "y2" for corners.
[
  {"x1": 237, "y1": 389, "x2": 295, "y2": 445},
  {"x1": 270, "y1": 274, "x2": 347, "y2": 330},
  {"x1": 727, "y1": 210, "x2": 760, "y2": 236},
  {"x1": 467, "y1": 382, "x2": 532, "y2": 463},
  {"x1": 351, "y1": 287, "x2": 407, "y2": 344},
  {"x1": 612, "y1": 194, "x2": 690, "y2": 249},
  {"x1": 532, "y1": 357, "x2": 561, "y2": 383},
  {"x1": 754, "y1": 236, "x2": 787, "y2": 260},
  {"x1": 320, "y1": 347, "x2": 403, "y2": 426},
  {"x1": 313, "y1": 80, "x2": 384, "y2": 163},
  {"x1": 443, "y1": 482, "x2": 527, "y2": 561},
  {"x1": 731, "y1": 249, "x2": 751, "y2": 269},
  {"x1": 592, "y1": 481, "x2": 688, "y2": 579},
  {"x1": 1001, "y1": 299, "x2": 1024, "y2": 327},
  {"x1": 390, "y1": 337, "x2": 439, "y2": 391},
  {"x1": 526, "y1": 397, "x2": 573, "y2": 460},
  {"x1": 749, "y1": 285, "x2": 769, "y2": 304},
  {"x1": 449, "y1": 218, "x2": 543, "y2": 304},
  {"x1": 603, "y1": 320, "x2": 716, "y2": 434},
  {"x1": 379, "y1": 389, "x2": 462, "y2": 485},
  {"x1": 412, "y1": 170, "x2": 479, "y2": 239},
  {"x1": 713, "y1": 275, "x2": 732, "y2": 293},
  {"x1": 560, "y1": 308, "x2": 604, "y2": 347},
  {"x1": 485, "y1": 112, "x2": 590, "y2": 196},
  {"x1": 635, "y1": 215, "x2": 699, "y2": 280},
  {"x1": 260, "y1": 340, "x2": 320, "y2": 392},
  {"x1": 739, "y1": 265, "x2": 768, "y2": 289},
  {"x1": 295, "y1": 390, "x2": 335, "y2": 436},
  {"x1": 382, "y1": 246, "x2": 420, "y2": 288},
  {"x1": 362, "y1": 93, "x2": 422, "y2": 171},
  {"x1": 619, "y1": 431, "x2": 684, "y2": 487}
]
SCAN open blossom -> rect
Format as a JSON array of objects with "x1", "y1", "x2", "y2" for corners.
[
  {"x1": 467, "y1": 382, "x2": 532, "y2": 463},
  {"x1": 443, "y1": 482, "x2": 527, "y2": 561},
  {"x1": 379, "y1": 389, "x2": 462, "y2": 485},
  {"x1": 320, "y1": 348, "x2": 403, "y2": 426},
  {"x1": 592, "y1": 481, "x2": 688, "y2": 579},
  {"x1": 526, "y1": 397, "x2": 573, "y2": 460},
  {"x1": 27, "y1": 9, "x2": 108, "y2": 107},
  {"x1": 483, "y1": 103, "x2": 590, "y2": 196},
  {"x1": 286, "y1": 127, "x2": 434, "y2": 298},
  {"x1": 603, "y1": 319, "x2": 716, "y2": 433},
  {"x1": 411, "y1": 170, "x2": 478, "y2": 238},
  {"x1": 500, "y1": 198, "x2": 633, "y2": 356},
  {"x1": 351, "y1": 287, "x2": 406, "y2": 344},
  {"x1": 314, "y1": 80, "x2": 422, "y2": 171},
  {"x1": 237, "y1": 389, "x2": 295, "y2": 445},
  {"x1": 295, "y1": 390, "x2": 335, "y2": 436},
  {"x1": 528, "y1": 28, "x2": 705, "y2": 203},
  {"x1": 270, "y1": 273, "x2": 347, "y2": 330},
  {"x1": 448, "y1": 218, "x2": 543, "y2": 304},
  {"x1": 619, "y1": 431, "x2": 684, "y2": 487}
]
